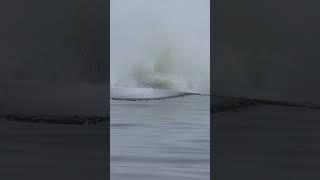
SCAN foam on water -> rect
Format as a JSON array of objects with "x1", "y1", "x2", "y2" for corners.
[{"x1": 111, "y1": 87, "x2": 190, "y2": 100}]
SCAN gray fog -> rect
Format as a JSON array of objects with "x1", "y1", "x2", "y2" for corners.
[{"x1": 111, "y1": 0, "x2": 210, "y2": 94}]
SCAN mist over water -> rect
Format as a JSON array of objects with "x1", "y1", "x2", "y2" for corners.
[
  {"x1": 111, "y1": 2, "x2": 210, "y2": 179},
  {"x1": 111, "y1": 0, "x2": 210, "y2": 94}
]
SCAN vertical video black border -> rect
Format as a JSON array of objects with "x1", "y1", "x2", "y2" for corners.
[{"x1": 107, "y1": 0, "x2": 110, "y2": 179}]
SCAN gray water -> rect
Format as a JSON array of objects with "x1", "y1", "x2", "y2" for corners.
[{"x1": 111, "y1": 95, "x2": 210, "y2": 180}]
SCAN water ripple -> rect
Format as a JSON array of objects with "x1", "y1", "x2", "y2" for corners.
[{"x1": 111, "y1": 95, "x2": 210, "y2": 180}]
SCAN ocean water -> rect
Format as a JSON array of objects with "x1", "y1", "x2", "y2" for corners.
[{"x1": 111, "y1": 95, "x2": 210, "y2": 180}]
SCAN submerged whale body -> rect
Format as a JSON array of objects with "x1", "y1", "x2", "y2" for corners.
[{"x1": 111, "y1": 87, "x2": 191, "y2": 100}]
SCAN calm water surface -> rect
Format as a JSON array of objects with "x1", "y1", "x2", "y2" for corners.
[{"x1": 111, "y1": 95, "x2": 210, "y2": 180}]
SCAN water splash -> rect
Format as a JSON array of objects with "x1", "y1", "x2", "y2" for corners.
[{"x1": 111, "y1": 0, "x2": 210, "y2": 94}]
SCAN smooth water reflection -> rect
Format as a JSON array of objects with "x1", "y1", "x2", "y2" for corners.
[{"x1": 111, "y1": 95, "x2": 210, "y2": 180}]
